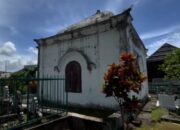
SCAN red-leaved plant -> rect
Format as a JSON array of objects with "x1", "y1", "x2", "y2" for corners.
[{"x1": 102, "y1": 52, "x2": 146, "y2": 123}]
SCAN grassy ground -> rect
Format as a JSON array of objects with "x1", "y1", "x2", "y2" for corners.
[
  {"x1": 137, "y1": 106, "x2": 179, "y2": 130},
  {"x1": 136, "y1": 121, "x2": 180, "y2": 130},
  {"x1": 151, "y1": 107, "x2": 168, "y2": 122}
]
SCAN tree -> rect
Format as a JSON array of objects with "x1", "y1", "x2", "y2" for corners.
[
  {"x1": 160, "y1": 48, "x2": 180, "y2": 80},
  {"x1": 0, "y1": 66, "x2": 37, "y2": 94},
  {"x1": 102, "y1": 52, "x2": 146, "y2": 126}
]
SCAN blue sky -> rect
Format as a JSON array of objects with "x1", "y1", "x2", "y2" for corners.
[{"x1": 0, "y1": 0, "x2": 180, "y2": 72}]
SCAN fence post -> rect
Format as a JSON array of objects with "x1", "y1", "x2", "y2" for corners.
[{"x1": 27, "y1": 80, "x2": 30, "y2": 122}]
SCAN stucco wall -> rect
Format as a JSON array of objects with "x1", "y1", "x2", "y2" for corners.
[
  {"x1": 38, "y1": 19, "x2": 148, "y2": 109},
  {"x1": 39, "y1": 28, "x2": 120, "y2": 108}
]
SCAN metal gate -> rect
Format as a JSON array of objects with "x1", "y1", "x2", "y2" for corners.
[{"x1": 0, "y1": 76, "x2": 67, "y2": 130}]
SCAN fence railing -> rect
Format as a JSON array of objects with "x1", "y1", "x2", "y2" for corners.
[
  {"x1": 148, "y1": 81, "x2": 180, "y2": 94},
  {"x1": 0, "y1": 76, "x2": 67, "y2": 130}
]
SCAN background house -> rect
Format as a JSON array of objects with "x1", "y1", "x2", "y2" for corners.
[
  {"x1": 0, "y1": 71, "x2": 11, "y2": 78},
  {"x1": 35, "y1": 9, "x2": 148, "y2": 109},
  {"x1": 147, "y1": 43, "x2": 178, "y2": 82}
]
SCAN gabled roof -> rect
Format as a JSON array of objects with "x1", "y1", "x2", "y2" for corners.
[
  {"x1": 147, "y1": 43, "x2": 178, "y2": 62},
  {"x1": 34, "y1": 8, "x2": 146, "y2": 51},
  {"x1": 57, "y1": 10, "x2": 114, "y2": 34},
  {"x1": 35, "y1": 8, "x2": 132, "y2": 43}
]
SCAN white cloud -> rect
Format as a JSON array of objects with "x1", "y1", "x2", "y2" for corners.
[
  {"x1": 105, "y1": 0, "x2": 123, "y2": 13},
  {"x1": 0, "y1": 41, "x2": 16, "y2": 56},
  {"x1": 9, "y1": 26, "x2": 18, "y2": 35},
  {"x1": 0, "y1": 57, "x2": 37, "y2": 72},
  {"x1": 42, "y1": 24, "x2": 68, "y2": 34},
  {"x1": 28, "y1": 47, "x2": 38, "y2": 55},
  {"x1": 105, "y1": 0, "x2": 141, "y2": 13},
  {"x1": 0, "y1": 41, "x2": 37, "y2": 72},
  {"x1": 140, "y1": 25, "x2": 180, "y2": 40},
  {"x1": 146, "y1": 32, "x2": 180, "y2": 56},
  {"x1": 42, "y1": 13, "x2": 84, "y2": 35},
  {"x1": 44, "y1": 0, "x2": 142, "y2": 35}
]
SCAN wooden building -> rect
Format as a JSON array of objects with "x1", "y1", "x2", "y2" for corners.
[{"x1": 147, "y1": 43, "x2": 178, "y2": 82}]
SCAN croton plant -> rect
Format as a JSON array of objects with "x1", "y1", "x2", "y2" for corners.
[{"x1": 102, "y1": 52, "x2": 146, "y2": 110}]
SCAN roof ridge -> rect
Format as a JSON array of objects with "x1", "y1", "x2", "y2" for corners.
[{"x1": 147, "y1": 43, "x2": 178, "y2": 61}]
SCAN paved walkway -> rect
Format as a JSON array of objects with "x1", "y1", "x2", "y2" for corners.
[
  {"x1": 162, "y1": 115, "x2": 180, "y2": 123},
  {"x1": 142, "y1": 95, "x2": 157, "y2": 112},
  {"x1": 137, "y1": 95, "x2": 157, "y2": 125},
  {"x1": 138, "y1": 94, "x2": 180, "y2": 126}
]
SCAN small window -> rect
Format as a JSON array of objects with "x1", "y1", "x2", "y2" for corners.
[{"x1": 65, "y1": 61, "x2": 81, "y2": 92}]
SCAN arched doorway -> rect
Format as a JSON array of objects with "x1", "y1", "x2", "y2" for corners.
[{"x1": 65, "y1": 61, "x2": 81, "y2": 93}]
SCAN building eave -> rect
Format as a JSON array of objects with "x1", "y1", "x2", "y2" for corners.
[{"x1": 35, "y1": 8, "x2": 133, "y2": 45}]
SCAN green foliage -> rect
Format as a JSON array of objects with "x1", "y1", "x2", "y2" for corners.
[
  {"x1": 10, "y1": 67, "x2": 36, "y2": 78},
  {"x1": 160, "y1": 48, "x2": 180, "y2": 80},
  {"x1": 151, "y1": 108, "x2": 167, "y2": 122},
  {"x1": 0, "y1": 67, "x2": 37, "y2": 94}
]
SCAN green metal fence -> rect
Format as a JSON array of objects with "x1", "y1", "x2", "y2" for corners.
[
  {"x1": 149, "y1": 81, "x2": 180, "y2": 94},
  {"x1": 0, "y1": 76, "x2": 68, "y2": 130}
]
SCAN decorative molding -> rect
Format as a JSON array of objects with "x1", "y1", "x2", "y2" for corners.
[{"x1": 55, "y1": 48, "x2": 96, "y2": 73}]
